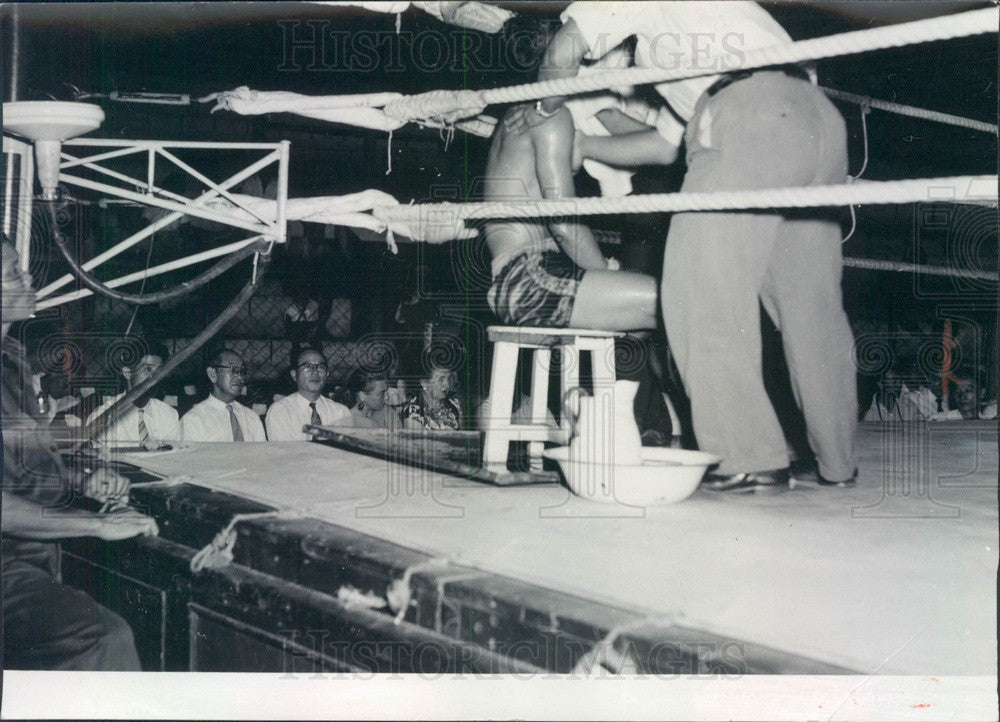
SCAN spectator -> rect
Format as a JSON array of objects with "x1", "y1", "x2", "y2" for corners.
[
  {"x1": 402, "y1": 364, "x2": 462, "y2": 431},
  {"x1": 931, "y1": 378, "x2": 998, "y2": 421},
  {"x1": 2, "y1": 235, "x2": 158, "y2": 670},
  {"x1": 86, "y1": 340, "x2": 180, "y2": 447},
  {"x1": 863, "y1": 367, "x2": 937, "y2": 422},
  {"x1": 181, "y1": 348, "x2": 266, "y2": 442},
  {"x1": 347, "y1": 371, "x2": 401, "y2": 430},
  {"x1": 38, "y1": 371, "x2": 82, "y2": 427},
  {"x1": 265, "y1": 348, "x2": 350, "y2": 440}
]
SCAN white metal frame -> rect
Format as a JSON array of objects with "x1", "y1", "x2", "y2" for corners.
[
  {"x1": 2, "y1": 134, "x2": 34, "y2": 271},
  {"x1": 31, "y1": 137, "x2": 290, "y2": 310}
]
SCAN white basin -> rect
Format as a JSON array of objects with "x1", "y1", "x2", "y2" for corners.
[{"x1": 543, "y1": 446, "x2": 721, "y2": 506}]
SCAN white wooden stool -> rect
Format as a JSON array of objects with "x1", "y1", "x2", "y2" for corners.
[{"x1": 482, "y1": 326, "x2": 623, "y2": 469}]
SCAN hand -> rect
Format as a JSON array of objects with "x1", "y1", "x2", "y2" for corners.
[
  {"x1": 502, "y1": 102, "x2": 560, "y2": 135},
  {"x1": 83, "y1": 467, "x2": 131, "y2": 505},
  {"x1": 95, "y1": 507, "x2": 159, "y2": 541}
]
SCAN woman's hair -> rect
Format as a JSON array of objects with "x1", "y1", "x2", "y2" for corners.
[{"x1": 349, "y1": 369, "x2": 387, "y2": 395}]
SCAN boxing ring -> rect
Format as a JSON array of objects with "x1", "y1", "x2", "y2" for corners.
[
  {"x1": 53, "y1": 419, "x2": 995, "y2": 677},
  {"x1": 1, "y1": 3, "x2": 995, "y2": 704}
]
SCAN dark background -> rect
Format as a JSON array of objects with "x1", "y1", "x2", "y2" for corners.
[{"x1": 2, "y1": 1, "x2": 997, "y2": 416}]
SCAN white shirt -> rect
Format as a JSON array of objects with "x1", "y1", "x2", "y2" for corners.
[
  {"x1": 86, "y1": 394, "x2": 181, "y2": 443},
  {"x1": 181, "y1": 394, "x2": 267, "y2": 442},
  {"x1": 862, "y1": 384, "x2": 938, "y2": 422},
  {"x1": 561, "y1": 1, "x2": 793, "y2": 126},
  {"x1": 265, "y1": 392, "x2": 351, "y2": 441}
]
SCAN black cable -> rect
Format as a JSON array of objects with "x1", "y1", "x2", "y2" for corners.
[
  {"x1": 76, "y1": 249, "x2": 273, "y2": 451},
  {"x1": 44, "y1": 200, "x2": 267, "y2": 306}
]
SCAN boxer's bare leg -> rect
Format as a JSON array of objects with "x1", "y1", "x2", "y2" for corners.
[{"x1": 569, "y1": 270, "x2": 658, "y2": 331}]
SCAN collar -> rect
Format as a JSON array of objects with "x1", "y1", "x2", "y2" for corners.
[
  {"x1": 294, "y1": 391, "x2": 322, "y2": 408},
  {"x1": 205, "y1": 393, "x2": 237, "y2": 410}
]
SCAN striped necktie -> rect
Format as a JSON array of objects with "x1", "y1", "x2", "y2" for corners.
[
  {"x1": 137, "y1": 407, "x2": 149, "y2": 446},
  {"x1": 227, "y1": 403, "x2": 245, "y2": 441},
  {"x1": 309, "y1": 401, "x2": 322, "y2": 427}
]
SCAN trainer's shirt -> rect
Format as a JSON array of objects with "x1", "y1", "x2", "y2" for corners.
[{"x1": 561, "y1": 1, "x2": 795, "y2": 131}]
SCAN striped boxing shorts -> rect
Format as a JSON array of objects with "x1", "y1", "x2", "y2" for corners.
[{"x1": 487, "y1": 246, "x2": 584, "y2": 328}]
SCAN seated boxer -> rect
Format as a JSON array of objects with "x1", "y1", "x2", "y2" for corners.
[{"x1": 484, "y1": 101, "x2": 659, "y2": 331}]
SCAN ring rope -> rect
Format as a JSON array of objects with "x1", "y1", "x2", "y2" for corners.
[
  {"x1": 822, "y1": 87, "x2": 998, "y2": 135},
  {"x1": 376, "y1": 175, "x2": 998, "y2": 228},
  {"x1": 585, "y1": 228, "x2": 994, "y2": 282},
  {"x1": 842, "y1": 257, "x2": 998, "y2": 282},
  {"x1": 383, "y1": 7, "x2": 998, "y2": 123}
]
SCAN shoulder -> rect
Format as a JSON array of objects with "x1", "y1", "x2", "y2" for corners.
[
  {"x1": 268, "y1": 395, "x2": 295, "y2": 412},
  {"x1": 320, "y1": 396, "x2": 351, "y2": 415},
  {"x1": 182, "y1": 398, "x2": 212, "y2": 419},
  {"x1": 233, "y1": 400, "x2": 256, "y2": 415},
  {"x1": 530, "y1": 107, "x2": 573, "y2": 143},
  {"x1": 149, "y1": 398, "x2": 179, "y2": 417}
]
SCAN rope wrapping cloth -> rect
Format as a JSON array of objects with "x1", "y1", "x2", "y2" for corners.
[
  {"x1": 822, "y1": 87, "x2": 999, "y2": 135},
  {"x1": 570, "y1": 614, "x2": 683, "y2": 675},
  {"x1": 374, "y1": 175, "x2": 998, "y2": 233},
  {"x1": 190, "y1": 511, "x2": 302, "y2": 573}
]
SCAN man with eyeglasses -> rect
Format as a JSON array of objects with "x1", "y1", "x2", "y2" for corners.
[
  {"x1": 265, "y1": 347, "x2": 350, "y2": 441},
  {"x1": 86, "y1": 340, "x2": 181, "y2": 448},
  {"x1": 181, "y1": 348, "x2": 266, "y2": 442}
]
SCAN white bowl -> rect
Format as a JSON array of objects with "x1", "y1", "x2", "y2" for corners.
[{"x1": 543, "y1": 446, "x2": 720, "y2": 506}]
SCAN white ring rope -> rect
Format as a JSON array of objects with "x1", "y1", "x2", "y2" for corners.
[
  {"x1": 375, "y1": 175, "x2": 998, "y2": 229},
  {"x1": 383, "y1": 7, "x2": 998, "y2": 123},
  {"x1": 822, "y1": 87, "x2": 998, "y2": 135},
  {"x1": 201, "y1": 8, "x2": 997, "y2": 138}
]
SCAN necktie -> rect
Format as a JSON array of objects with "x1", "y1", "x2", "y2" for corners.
[
  {"x1": 137, "y1": 407, "x2": 149, "y2": 446},
  {"x1": 227, "y1": 403, "x2": 245, "y2": 441},
  {"x1": 309, "y1": 401, "x2": 322, "y2": 427}
]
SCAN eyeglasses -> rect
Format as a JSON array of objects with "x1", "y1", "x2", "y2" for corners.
[
  {"x1": 212, "y1": 365, "x2": 247, "y2": 377},
  {"x1": 298, "y1": 362, "x2": 329, "y2": 373}
]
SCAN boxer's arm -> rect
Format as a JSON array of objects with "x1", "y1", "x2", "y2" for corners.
[
  {"x1": 594, "y1": 108, "x2": 653, "y2": 135},
  {"x1": 532, "y1": 111, "x2": 608, "y2": 272},
  {"x1": 580, "y1": 128, "x2": 679, "y2": 167}
]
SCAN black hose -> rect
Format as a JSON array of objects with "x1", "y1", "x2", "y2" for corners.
[
  {"x1": 45, "y1": 200, "x2": 267, "y2": 305},
  {"x1": 76, "y1": 249, "x2": 272, "y2": 451}
]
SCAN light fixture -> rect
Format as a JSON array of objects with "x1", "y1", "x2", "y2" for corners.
[{"x1": 3, "y1": 101, "x2": 105, "y2": 200}]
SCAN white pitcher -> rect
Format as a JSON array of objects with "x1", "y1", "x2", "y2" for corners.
[{"x1": 563, "y1": 380, "x2": 643, "y2": 466}]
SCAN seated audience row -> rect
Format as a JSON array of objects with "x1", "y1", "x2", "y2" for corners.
[{"x1": 85, "y1": 345, "x2": 464, "y2": 444}]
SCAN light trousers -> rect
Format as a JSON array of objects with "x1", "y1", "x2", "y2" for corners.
[{"x1": 662, "y1": 72, "x2": 857, "y2": 479}]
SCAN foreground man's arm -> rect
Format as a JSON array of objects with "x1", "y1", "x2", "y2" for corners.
[{"x1": 3, "y1": 490, "x2": 159, "y2": 541}]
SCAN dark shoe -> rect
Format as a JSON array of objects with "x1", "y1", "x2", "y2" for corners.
[
  {"x1": 816, "y1": 469, "x2": 858, "y2": 488},
  {"x1": 701, "y1": 467, "x2": 790, "y2": 494},
  {"x1": 641, "y1": 429, "x2": 671, "y2": 447},
  {"x1": 791, "y1": 460, "x2": 858, "y2": 488}
]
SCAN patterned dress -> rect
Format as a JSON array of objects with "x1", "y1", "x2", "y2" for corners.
[{"x1": 401, "y1": 394, "x2": 462, "y2": 430}]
